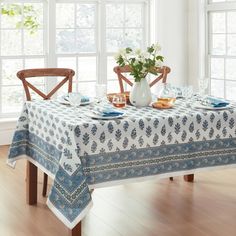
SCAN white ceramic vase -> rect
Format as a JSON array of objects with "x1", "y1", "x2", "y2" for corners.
[{"x1": 130, "y1": 78, "x2": 152, "y2": 107}]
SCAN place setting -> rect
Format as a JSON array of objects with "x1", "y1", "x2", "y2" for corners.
[
  {"x1": 88, "y1": 92, "x2": 127, "y2": 120},
  {"x1": 57, "y1": 92, "x2": 94, "y2": 106},
  {"x1": 191, "y1": 96, "x2": 234, "y2": 111}
]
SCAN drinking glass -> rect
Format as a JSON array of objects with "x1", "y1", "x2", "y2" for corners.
[
  {"x1": 95, "y1": 83, "x2": 107, "y2": 100},
  {"x1": 158, "y1": 83, "x2": 176, "y2": 105},
  {"x1": 199, "y1": 77, "x2": 209, "y2": 96},
  {"x1": 112, "y1": 94, "x2": 126, "y2": 108},
  {"x1": 182, "y1": 86, "x2": 193, "y2": 99},
  {"x1": 68, "y1": 92, "x2": 81, "y2": 107}
]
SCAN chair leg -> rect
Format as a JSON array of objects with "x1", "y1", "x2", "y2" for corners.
[
  {"x1": 169, "y1": 177, "x2": 174, "y2": 181},
  {"x1": 42, "y1": 173, "x2": 48, "y2": 197},
  {"x1": 184, "y1": 174, "x2": 194, "y2": 182},
  {"x1": 26, "y1": 161, "x2": 38, "y2": 205}
]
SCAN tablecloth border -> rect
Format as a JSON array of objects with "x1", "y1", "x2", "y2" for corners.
[
  {"x1": 88, "y1": 164, "x2": 236, "y2": 189},
  {"x1": 47, "y1": 198, "x2": 93, "y2": 229},
  {"x1": 7, "y1": 155, "x2": 56, "y2": 180}
]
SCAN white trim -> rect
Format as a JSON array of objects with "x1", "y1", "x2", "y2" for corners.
[
  {"x1": 205, "y1": 0, "x2": 236, "y2": 99},
  {"x1": 47, "y1": 200, "x2": 93, "y2": 230},
  {"x1": 206, "y1": 2, "x2": 236, "y2": 12}
]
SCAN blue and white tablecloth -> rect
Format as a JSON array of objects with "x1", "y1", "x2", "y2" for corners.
[{"x1": 7, "y1": 99, "x2": 236, "y2": 229}]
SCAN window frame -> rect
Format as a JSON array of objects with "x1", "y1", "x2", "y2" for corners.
[
  {"x1": 0, "y1": 0, "x2": 47, "y2": 118},
  {"x1": 206, "y1": 0, "x2": 236, "y2": 98},
  {"x1": 0, "y1": 0, "x2": 150, "y2": 118}
]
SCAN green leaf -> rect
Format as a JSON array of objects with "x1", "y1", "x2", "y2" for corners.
[
  {"x1": 156, "y1": 56, "x2": 164, "y2": 62},
  {"x1": 126, "y1": 47, "x2": 132, "y2": 54},
  {"x1": 147, "y1": 46, "x2": 154, "y2": 54}
]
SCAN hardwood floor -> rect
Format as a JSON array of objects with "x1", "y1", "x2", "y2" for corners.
[{"x1": 1, "y1": 145, "x2": 236, "y2": 236}]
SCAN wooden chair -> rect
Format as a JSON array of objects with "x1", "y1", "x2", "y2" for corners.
[
  {"x1": 113, "y1": 65, "x2": 171, "y2": 93},
  {"x1": 17, "y1": 68, "x2": 75, "y2": 198},
  {"x1": 113, "y1": 65, "x2": 194, "y2": 183}
]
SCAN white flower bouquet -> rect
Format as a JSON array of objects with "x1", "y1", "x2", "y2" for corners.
[{"x1": 115, "y1": 43, "x2": 164, "y2": 82}]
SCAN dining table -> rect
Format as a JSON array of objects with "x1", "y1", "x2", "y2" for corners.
[{"x1": 7, "y1": 97, "x2": 236, "y2": 236}]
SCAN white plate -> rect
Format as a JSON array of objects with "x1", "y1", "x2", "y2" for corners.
[
  {"x1": 57, "y1": 97, "x2": 94, "y2": 106},
  {"x1": 87, "y1": 112, "x2": 125, "y2": 120},
  {"x1": 191, "y1": 101, "x2": 232, "y2": 110}
]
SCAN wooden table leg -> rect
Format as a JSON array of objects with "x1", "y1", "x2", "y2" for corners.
[
  {"x1": 184, "y1": 174, "x2": 194, "y2": 182},
  {"x1": 26, "y1": 161, "x2": 38, "y2": 205},
  {"x1": 69, "y1": 222, "x2": 82, "y2": 236}
]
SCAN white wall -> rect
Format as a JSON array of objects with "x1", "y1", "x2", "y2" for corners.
[
  {"x1": 155, "y1": 0, "x2": 189, "y2": 86},
  {"x1": 188, "y1": 0, "x2": 205, "y2": 91}
]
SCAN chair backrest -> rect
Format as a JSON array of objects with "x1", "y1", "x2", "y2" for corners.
[
  {"x1": 113, "y1": 65, "x2": 171, "y2": 93},
  {"x1": 17, "y1": 68, "x2": 75, "y2": 101}
]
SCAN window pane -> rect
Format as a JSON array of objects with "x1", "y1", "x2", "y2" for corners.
[
  {"x1": 56, "y1": 4, "x2": 75, "y2": 28},
  {"x1": 107, "y1": 57, "x2": 117, "y2": 80},
  {"x1": 227, "y1": 34, "x2": 236, "y2": 55},
  {"x1": 76, "y1": 4, "x2": 95, "y2": 28},
  {"x1": 212, "y1": 12, "x2": 225, "y2": 34},
  {"x1": 211, "y1": 57, "x2": 224, "y2": 79},
  {"x1": 25, "y1": 59, "x2": 45, "y2": 84},
  {"x1": 226, "y1": 59, "x2": 236, "y2": 80},
  {"x1": 1, "y1": 30, "x2": 22, "y2": 56},
  {"x1": 78, "y1": 82, "x2": 95, "y2": 96},
  {"x1": 24, "y1": 3, "x2": 43, "y2": 29},
  {"x1": 56, "y1": 29, "x2": 76, "y2": 54},
  {"x1": 78, "y1": 57, "x2": 96, "y2": 82},
  {"x1": 76, "y1": 29, "x2": 95, "y2": 53},
  {"x1": 210, "y1": 79, "x2": 224, "y2": 98},
  {"x1": 2, "y1": 86, "x2": 23, "y2": 113},
  {"x1": 106, "y1": 29, "x2": 124, "y2": 52},
  {"x1": 2, "y1": 59, "x2": 23, "y2": 85},
  {"x1": 106, "y1": 4, "x2": 124, "y2": 27},
  {"x1": 107, "y1": 80, "x2": 120, "y2": 93},
  {"x1": 226, "y1": 80, "x2": 236, "y2": 100},
  {"x1": 28, "y1": 84, "x2": 45, "y2": 100},
  {"x1": 24, "y1": 30, "x2": 43, "y2": 55},
  {"x1": 1, "y1": 4, "x2": 22, "y2": 29},
  {"x1": 227, "y1": 12, "x2": 236, "y2": 33},
  {"x1": 25, "y1": 58, "x2": 44, "y2": 69},
  {"x1": 212, "y1": 34, "x2": 226, "y2": 55},
  {"x1": 57, "y1": 57, "x2": 76, "y2": 73},
  {"x1": 125, "y1": 4, "x2": 142, "y2": 27},
  {"x1": 124, "y1": 29, "x2": 142, "y2": 48}
]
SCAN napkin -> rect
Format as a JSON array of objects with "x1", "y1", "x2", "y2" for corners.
[
  {"x1": 81, "y1": 96, "x2": 90, "y2": 103},
  {"x1": 95, "y1": 108, "x2": 124, "y2": 117},
  {"x1": 204, "y1": 96, "x2": 229, "y2": 108}
]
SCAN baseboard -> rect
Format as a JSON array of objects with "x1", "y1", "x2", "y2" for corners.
[{"x1": 0, "y1": 119, "x2": 17, "y2": 146}]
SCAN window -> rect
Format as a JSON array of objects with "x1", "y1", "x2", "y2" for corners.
[
  {"x1": 206, "y1": 0, "x2": 236, "y2": 100},
  {"x1": 0, "y1": 1, "x2": 45, "y2": 116},
  {"x1": 0, "y1": 0, "x2": 149, "y2": 118}
]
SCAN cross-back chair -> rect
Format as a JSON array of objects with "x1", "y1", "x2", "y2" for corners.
[
  {"x1": 113, "y1": 65, "x2": 195, "y2": 182},
  {"x1": 114, "y1": 65, "x2": 175, "y2": 181},
  {"x1": 113, "y1": 65, "x2": 171, "y2": 93},
  {"x1": 17, "y1": 68, "x2": 75, "y2": 198}
]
